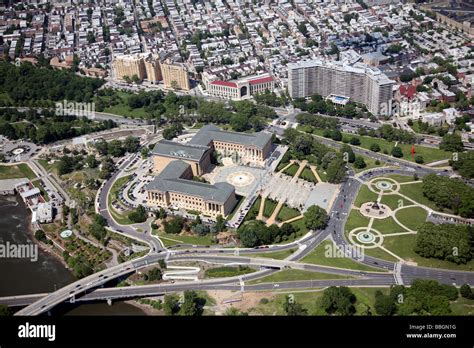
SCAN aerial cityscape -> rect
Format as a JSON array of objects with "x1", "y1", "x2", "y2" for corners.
[{"x1": 0, "y1": 0, "x2": 474, "y2": 338}]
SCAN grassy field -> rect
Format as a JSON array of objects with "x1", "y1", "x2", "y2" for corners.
[
  {"x1": 282, "y1": 163, "x2": 299, "y2": 177},
  {"x1": 277, "y1": 204, "x2": 301, "y2": 222},
  {"x1": 385, "y1": 174, "x2": 419, "y2": 183},
  {"x1": 380, "y1": 193, "x2": 409, "y2": 210},
  {"x1": 371, "y1": 216, "x2": 408, "y2": 235},
  {"x1": 395, "y1": 207, "x2": 428, "y2": 231},
  {"x1": 204, "y1": 266, "x2": 255, "y2": 278},
  {"x1": 299, "y1": 166, "x2": 318, "y2": 183},
  {"x1": 248, "y1": 269, "x2": 353, "y2": 284},
  {"x1": 362, "y1": 246, "x2": 398, "y2": 262},
  {"x1": 263, "y1": 198, "x2": 278, "y2": 218},
  {"x1": 152, "y1": 230, "x2": 215, "y2": 247},
  {"x1": 243, "y1": 248, "x2": 297, "y2": 260},
  {"x1": 301, "y1": 240, "x2": 384, "y2": 272},
  {"x1": 98, "y1": 91, "x2": 150, "y2": 118},
  {"x1": 251, "y1": 287, "x2": 390, "y2": 316},
  {"x1": 381, "y1": 234, "x2": 474, "y2": 270},
  {"x1": 108, "y1": 175, "x2": 135, "y2": 225},
  {"x1": 351, "y1": 155, "x2": 384, "y2": 173},
  {"x1": 344, "y1": 210, "x2": 370, "y2": 236},
  {"x1": 0, "y1": 164, "x2": 36, "y2": 180},
  {"x1": 398, "y1": 182, "x2": 451, "y2": 213},
  {"x1": 308, "y1": 127, "x2": 452, "y2": 164},
  {"x1": 353, "y1": 185, "x2": 379, "y2": 207}
]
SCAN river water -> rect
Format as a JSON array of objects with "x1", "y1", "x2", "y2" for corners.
[{"x1": 0, "y1": 195, "x2": 145, "y2": 315}]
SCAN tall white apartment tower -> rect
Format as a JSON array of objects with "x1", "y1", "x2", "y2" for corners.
[{"x1": 288, "y1": 59, "x2": 395, "y2": 116}]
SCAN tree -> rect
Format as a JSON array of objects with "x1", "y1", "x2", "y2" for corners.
[
  {"x1": 370, "y1": 143, "x2": 381, "y2": 152},
  {"x1": 303, "y1": 205, "x2": 328, "y2": 231},
  {"x1": 460, "y1": 284, "x2": 473, "y2": 299},
  {"x1": 179, "y1": 290, "x2": 203, "y2": 316},
  {"x1": 374, "y1": 290, "x2": 396, "y2": 316},
  {"x1": 414, "y1": 155, "x2": 424, "y2": 164},
  {"x1": 214, "y1": 214, "x2": 226, "y2": 232},
  {"x1": 163, "y1": 294, "x2": 180, "y2": 315},
  {"x1": 349, "y1": 137, "x2": 361, "y2": 146},
  {"x1": 283, "y1": 296, "x2": 308, "y2": 316},
  {"x1": 225, "y1": 307, "x2": 248, "y2": 316},
  {"x1": 415, "y1": 222, "x2": 472, "y2": 264},
  {"x1": 319, "y1": 286, "x2": 356, "y2": 316},
  {"x1": 128, "y1": 205, "x2": 148, "y2": 223},
  {"x1": 340, "y1": 144, "x2": 355, "y2": 163},
  {"x1": 0, "y1": 304, "x2": 12, "y2": 316},
  {"x1": 34, "y1": 229, "x2": 47, "y2": 243},
  {"x1": 440, "y1": 134, "x2": 464, "y2": 152},
  {"x1": 353, "y1": 156, "x2": 366, "y2": 169},
  {"x1": 163, "y1": 216, "x2": 185, "y2": 234},
  {"x1": 391, "y1": 146, "x2": 403, "y2": 158},
  {"x1": 326, "y1": 157, "x2": 347, "y2": 184}
]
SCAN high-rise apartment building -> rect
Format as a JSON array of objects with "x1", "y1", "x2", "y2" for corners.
[
  {"x1": 161, "y1": 60, "x2": 191, "y2": 90},
  {"x1": 288, "y1": 59, "x2": 395, "y2": 116},
  {"x1": 112, "y1": 54, "x2": 147, "y2": 81}
]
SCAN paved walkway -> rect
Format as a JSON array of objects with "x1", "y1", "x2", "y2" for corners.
[
  {"x1": 266, "y1": 201, "x2": 285, "y2": 226},
  {"x1": 257, "y1": 195, "x2": 267, "y2": 220},
  {"x1": 309, "y1": 165, "x2": 322, "y2": 183},
  {"x1": 291, "y1": 160, "x2": 308, "y2": 183}
]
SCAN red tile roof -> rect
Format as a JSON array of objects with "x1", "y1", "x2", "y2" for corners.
[
  {"x1": 248, "y1": 76, "x2": 274, "y2": 85},
  {"x1": 211, "y1": 80, "x2": 238, "y2": 88}
]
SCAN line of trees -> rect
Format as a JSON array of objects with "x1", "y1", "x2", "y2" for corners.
[
  {"x1": 421, "y1": 174, "x2": 474, "y2": 218},
  {"x1": 415, "y1": 222, "x2": 473, "y2": 264}
]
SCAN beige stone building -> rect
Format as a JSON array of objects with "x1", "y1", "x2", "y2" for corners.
[
  {"x1": 152, "y1": 140, "x2": 212, "y2": 176},
  {"x1": 146, "y1": 160, "x2": 237, "y2": 217},
  {"x1": 112, "y1": 54, "x2": 146, "y2": 81},
  {"x1": 161, "y1": 60, "x2": 190, "y2": 90},
  {"x1": 144, "y1": 55, "x2": 162, "y2": 84},
  {"x1": 147, "y1": 125, "x2": 273, "y2": 216}
]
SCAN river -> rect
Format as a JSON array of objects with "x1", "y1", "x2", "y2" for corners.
[{"x1": 0, "y1": 195, "x2": 145, "y2": 315}]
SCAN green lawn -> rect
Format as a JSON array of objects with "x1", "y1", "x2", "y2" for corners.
[
  {"x1": 263, "y1": 198, "x2": 278, "y2": 218},
  {"x1": 275, "y1": 219, "x2": 308, "y2": 244},
  {"x1": 344, "y1": 210, "x2": 370, "y2": 236},
  {"x1": 450, "y1": 296, "x2": 474, "y2": 315},
  {"x1": 0, "y1": 164, "x2": 36, "y2": 180},
  {"x1": 251, "y1": 287, "x2": 390, "y2": 316},
  {"x1": 385, "y1": 174, "x2": 419, "y2": 183},
  {"x1": 299, "y1": 166, "x2": 318, "y2": 183},
  {"x1": 353, "y1": 185, "x2": 379, "y2": 207},
  {"x1": 243, "y1": 248, "x2": 297, "y2": 260},
  {"x1": 98, "y1": 91, "x2": 149, "y2": 118},
  {"x1": 282, "y1": 163, "x2": 299, "y2": 177},
  {"x1": 380, "y1": 193, "x2": 409, "y2": 210},
  {"x1": 371, "y1": 216, "x2": 408, "y2": 235},
  {"x1": 152, "y1": 230, "x2": 215, "y2": 246},
  {"x1": 351, "y1": 155, "x2": 384, "y2": 173},
  {"x1": 204, "y1": 266, "x2": 255, "y2": 278},
  {"x1": 249, "y1": 269, "x2": 353, "y2": 284},
  {"x1": 108, "y1": 175, "x2": 135, "y2": 225},
  {"x1": 398, "y1": 182, "x2": 451, "y2": 214},
  {"x1": 363, "y1": 246, "x2": 398, "y2": 262},
  {"x1": 395, "y1": 207, "x2": 428, "y2": 231},
  {"x1": 277, "y1": 204, "x2": 301, "y2": 222},
  {"x1": 381, "y1": 234, "x2": 474, "y2": 270},
  {"x1": 37, "y1": 159, "x2": 59, "y2": 175},
  {"x1": 301, "y1": 240, "x2": 385, "y2": 272},
  {"x1": 315, "y1": 166, "x2": 328, "y2": 182},
  {"x1": 309, "y1": 128, "x2": 452, "y2": 163}
]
